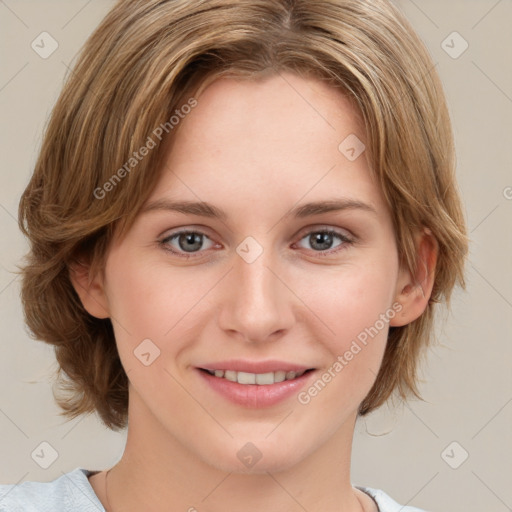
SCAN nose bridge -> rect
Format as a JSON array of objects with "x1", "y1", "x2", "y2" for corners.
[{"x1": 219, "y1": 239, "x2": 293, "y2": 342}]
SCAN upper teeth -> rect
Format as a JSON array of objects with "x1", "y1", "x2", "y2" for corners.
[{"x1": 205, "y1": 369, "x2": 307, "y2": 385}]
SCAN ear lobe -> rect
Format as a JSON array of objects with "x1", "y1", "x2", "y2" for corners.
[
  {"x1": 390, "y1": 228, "x2": 438, "y2": 327},
  {"x1": 68, "y1": 259, "x2": 110, "y2": 319}
]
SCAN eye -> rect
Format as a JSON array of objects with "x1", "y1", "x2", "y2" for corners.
[
  {"x1": 159, "y1": 227, "x2": 354, "y2": 259},
  {"x1": 295, "y1": 228, "x2": 354, "y2": 255},
  {"x1": 160, "y1": 230, "x2": 216, "y2": 258}
]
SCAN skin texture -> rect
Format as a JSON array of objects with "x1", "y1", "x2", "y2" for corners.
[{"x1": 73, "y1": 72, "x2": 437, "y2": 512}]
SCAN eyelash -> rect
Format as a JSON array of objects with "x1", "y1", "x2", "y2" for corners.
[{"x1": 159, "y1": 228, "x2": 355, "y2": 259}]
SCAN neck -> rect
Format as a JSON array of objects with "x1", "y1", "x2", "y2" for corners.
[{"x1": 103, "y1": 391, "x2": 367, "y2": 512}]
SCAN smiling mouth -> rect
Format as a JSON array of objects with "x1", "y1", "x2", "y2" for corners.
[{"x1": 199, "y1": 368, "x2": 315, "y2": 385}]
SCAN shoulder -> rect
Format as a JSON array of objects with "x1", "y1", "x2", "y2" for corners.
[
  {"x1": 0, "y1": 468, "x2": 104, "y2": 512},
  {"x1": 355, "y1": 485, "x2": 430, "y2": 512}
]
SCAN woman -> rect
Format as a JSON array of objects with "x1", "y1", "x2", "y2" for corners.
[{"x1": 0, "y1": 0, "x2": 468, "y2": 510}]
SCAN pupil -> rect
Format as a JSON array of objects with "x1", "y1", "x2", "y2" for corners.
[
  {"x1": 312, "y1": 232, "x2": 332, "y2": 250},
  {"x1": 179, "y1": 233, "x2": 202, "y2": 252}
]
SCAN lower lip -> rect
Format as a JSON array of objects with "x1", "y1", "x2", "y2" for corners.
[{"x1": 197, "y1": 369, "x2": 315, "y2": 408}]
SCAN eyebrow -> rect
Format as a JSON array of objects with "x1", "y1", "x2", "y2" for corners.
[{"x1": 141, "y1": 198, "x2": 377, "y2": 220}]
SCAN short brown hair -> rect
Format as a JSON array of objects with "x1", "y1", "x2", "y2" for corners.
[{"x1": 18, "y1": 0, "x2": 468, "y2": 431}]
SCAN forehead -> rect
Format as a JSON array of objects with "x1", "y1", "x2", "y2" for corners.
[
  {"x1": 147, "y1": 72, "x2": 385, "y2": 222},
  {"x1": 168, "y1": 72, "x2": 365, "y2": 158}
]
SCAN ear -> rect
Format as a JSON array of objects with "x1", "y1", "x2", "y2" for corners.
[
  {"x1": 390, "y1": 227, "x2": 438, "y2": 327},
  {"x1": 68, "y1": 259, "x2": 110, "y2": 319}
]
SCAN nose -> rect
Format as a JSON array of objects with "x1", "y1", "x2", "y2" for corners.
[{"x1": 217, "y1": 244, "x2": 295, "y2": 344}]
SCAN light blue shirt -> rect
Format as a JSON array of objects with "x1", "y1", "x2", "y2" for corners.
[{"x1": 0, "y1": 467, "x2": 428, "y2": 511}]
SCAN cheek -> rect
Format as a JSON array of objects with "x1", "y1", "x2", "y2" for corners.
[
  {"x1": 103, "y1": 249, "x2": 233, "y2": 379},
  {"x1": 103, "y1": 251, "x2": 206, "y2": 355},
  {"x1": 105, "y1": 246, "x2": 184, "y2": 319},
  {"x1": 303, "y1": 258, "x2": 397, "y2": 339},
  {"x1": 297, "y1": 257, "x2": 397, "y2": 395}
]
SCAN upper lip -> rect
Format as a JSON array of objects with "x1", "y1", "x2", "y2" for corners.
[{"x1": 197, "y1": 359, "x2": 314, "y2": 374}]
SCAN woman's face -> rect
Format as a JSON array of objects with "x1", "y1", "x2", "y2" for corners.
[{"x1": 95, "y1": 72, "x2": 410, "y2": 473}]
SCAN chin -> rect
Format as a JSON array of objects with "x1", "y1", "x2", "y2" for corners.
[
  {"x1": 209, "y1": 455, "x2": 304, "y2": 475},
  {"x1": 199, "y1": 438, "x2": 309, "y2": 475}
]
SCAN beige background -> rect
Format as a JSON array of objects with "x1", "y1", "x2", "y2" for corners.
[{"x1": 0, "y1": 1, "x2": 511, "y2": 511}]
